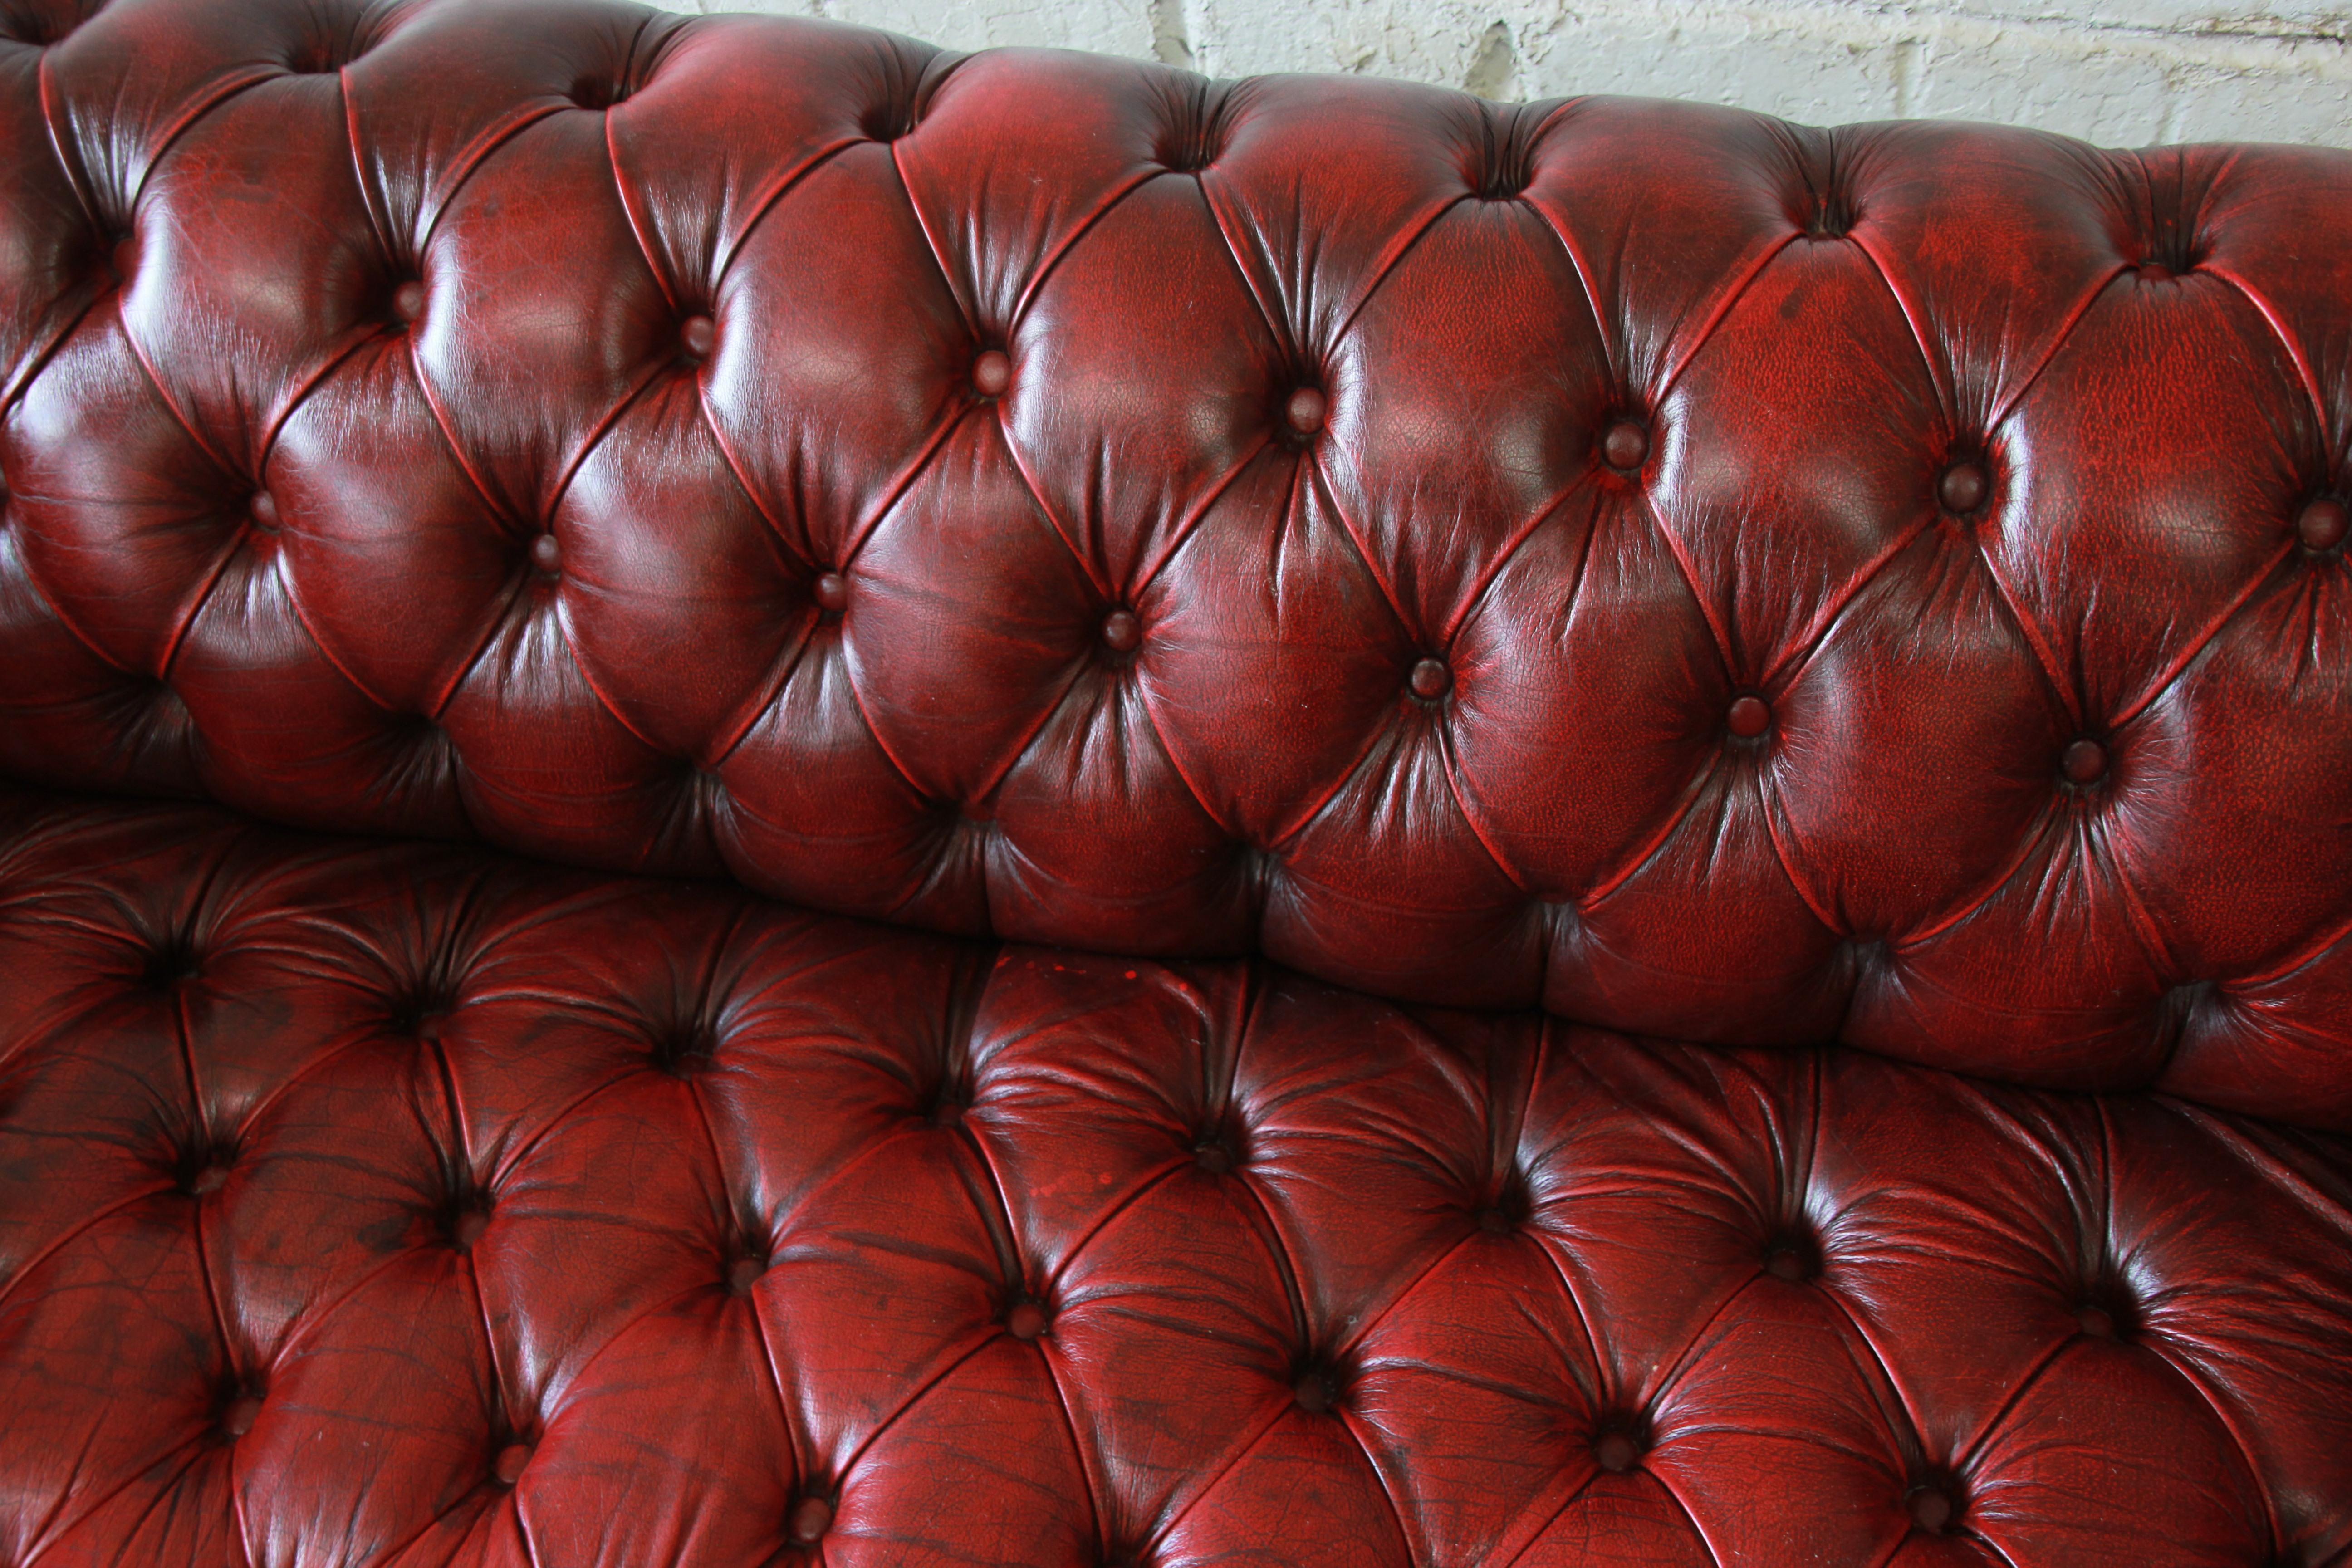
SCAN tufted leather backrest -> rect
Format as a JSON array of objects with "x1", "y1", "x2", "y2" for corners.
[{"x1": 4, "y1": 0, "x2": 2352, "y2": 1117}]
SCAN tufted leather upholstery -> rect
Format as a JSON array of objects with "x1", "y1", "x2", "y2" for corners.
[
  {"x1": 8, "y1": 4, "x2": 2352, "y2": 1563},
  {"x1": 4, "y1": 789, "x2": 2350, "y2": 1568},
  {"x1": 6, "y1": 1, "x2": 2352, "y2": 1117}
]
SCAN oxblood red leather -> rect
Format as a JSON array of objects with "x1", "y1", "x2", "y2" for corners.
[
  {"x1": 3, "y1": 791, "x2": 2350, "y2": 1567},
  {"x1": 5, "y1": 0, "x2": 2352, "y2": 1110},
  {"x1": 4, "y1": 0, "x2": 2352, "y2": 1563}
]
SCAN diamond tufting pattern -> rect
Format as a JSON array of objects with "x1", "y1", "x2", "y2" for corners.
[
  {"x1": 2, "y1": 789, "x2": 2349, "y2": 1568},
  {"x1": 7, "y1": 5, "x2": 2352, "y2": 1562},
  {"x1": 3, "y1": 3, "x2": 2352, "y2": 1121}
]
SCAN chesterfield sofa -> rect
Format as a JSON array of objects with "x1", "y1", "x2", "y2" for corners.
[{"x1": 4, "y1": 1, "x2": 2352, "y2": 1564}]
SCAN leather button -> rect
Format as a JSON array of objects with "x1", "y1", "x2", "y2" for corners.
[
  {"x1": 1764, "y1": 1245, "x2": 1810, "y2": 1281},
  {"x1": 451, "y1": 1208, "x2": 490, "y2": 1250},
  {"x1": 813, "y1": 571, "x2": 849, "y2": 613},
  {"x1": 789, "y1": 1497, "x2": 833, "y2": 1544},
  {"x1": 2061, "y1": 738, "x2": 2107, "y2": 786},
  {"x1": 1195, "y1": 1141, "x2": 1235, "y2": 1175},
  {"x1": 143, "y1": 939, "x2": 201, "y2": 988},
  {"x1": 652, "y1": 1024, "x2": 717, "y2": 1078},
  {"x1": 1285, "y1": 386, "x2": 1327, "y2": 436},
  {"x1": 2077, "y1": 1304, "x2": 2117, "y2": 1338},
  {"x1": 493, "y1": 1442, "x2": 533, "y2": 1485},
  {"x1": 1007, "y1": 1301, "x2": 1049, "y2": 1340},
  {"x1": 2298, "y1": 497, "x2": 2348, "y2": 552},
  {"x1": 110, "y1": 236, "x2": 137, "y2": 284},
  {"x1": 1601, "y1": 419, "x2": 1648, "y2": 472},
  {"x1": 250, "y1": 491, "x2": 279, "y2": 530},
  {"x1": 1907, "y1": 1485, "x2": 1954, "y2": 1533},
  {"x1": 972, "y1": 349, "x2": 1011, "y2": 398},
  {"x1": 1292, "y1": 1370, "x2": 1338, "y2": 1414},
  {"x1": 392, "y1": 280, "x2": 426, "y2": 323},
  {"x1": 727, "y1": 1256, "x2": 766, "y2": 1296},
  {"x1": 220, "y1": 1395, "x2": 262, "y2": 1439},
  {"x1": 1102, "y1": 609, "x2": 1142, "y2": 653},
  {"x1": 1939, "y1": 461, "x2": 1989, "y2": 513},
  {"x1": 1726, "y1": 694, "x2": 1771, "y2": 738},
  {"x1": 188, "y1": 1160, "x2": 231, "y2": 1197},
  {"x1": 1593, "y1": 1432, "x2": 1642, "y2": 1474},
  {"x1": 680, "y1": 314, "x2": 716, "y2": 359},
  {"x1": 1408, "y1": 657, "x2": 1450, "y2": 700},
  {"x1": 1476, "y1": 1207, "x2": 1513, "y2": 1235},
  {"x1": 529, "y1": 532, "x2": 561, "y2": 575}
]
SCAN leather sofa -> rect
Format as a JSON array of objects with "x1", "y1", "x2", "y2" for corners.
[{"x1": 1, "y1": 1, "x2": 2347, "y2": 1563}]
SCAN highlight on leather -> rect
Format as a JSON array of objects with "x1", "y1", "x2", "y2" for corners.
[
  {"x1": 2, "y1": 791, "x2": 2347, "y2": 1567},
  {"x1": 4, "y1": 7, "x2": 2352, "y2": 1092}
]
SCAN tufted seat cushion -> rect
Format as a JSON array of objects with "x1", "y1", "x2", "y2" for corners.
[
  {"x1": 7, "y1": 1, "x2": 2352, "y2": 1116},
  {"x1": 3, "y1": 789, "x2": 2350, "y2": 1568}
]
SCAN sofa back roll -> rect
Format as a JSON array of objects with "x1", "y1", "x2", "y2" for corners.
[{"x1": 4, "y1": 0, "x2": 2352, "y2": 1119}]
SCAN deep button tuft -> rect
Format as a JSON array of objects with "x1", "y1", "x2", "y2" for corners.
[
  {"x1": 1907, "y1": 1483, "x2": 1956, "y2": 1534},
  {"x1": 1155, "y1": 97, "x2": 1224, "y2": 172},
  {"x1": 448, "y1": 1204, "x2": 491, "y2": 1251},
  {"x1": 2075, "y1": 1279, "x2": 2139, "y2": 1340},
  {"x1": 142, "y1": 938, "x2": 201, "y2": 989},
  {"x1": 1593, "y1": 1431, "x2": 1644, "y2": 1474},
  {"x1": 727, "y1": 1255, "x2": 767, "y2": 1296},
  {"x1": 2139, "y1": 207, "x2": 2204, "y2": 274},
  {"x1": 1600, "y1": 419, "x2": 1649, "y2": 472},
  {"x1": 861, "y1": 98, "x2": 914, "y2": 141},
  {"x1": 1285, "y1": 386, "x2": 1327, "y2": 436},
  {"x1": 1474, "y1": 130, "x2": 1533, "y2": 200},
  {"x1": 971, "y1": 349, "x2": 1011, "y2": 398},
  {"x1": 529, "y1": 532, "x2": 561, "y2": 576},
  {"x1": 652, "y1": 1024, "x2": 718, "y2": 1078},
  {"x1": 789, "y1": 1496, "x2": 833, "y2": 1545},
  {"x1": 493, "y1": 1442, "x2": 533, "y2": 1485},
  {"x1": 1102, "y1": 608, "x2": 1142, "y2": 653},
  {"x1": 386, "y1": 986, "x2": 452, "y2": 1037},
  {"x1": 1007, "y1": 1301, "x2": 1050, "y2": 1341},
  {"x1": 1408, "y1": 657, "x2": 1450, "y2": 701},
  {"x1": 1804, "y1": 187, "x2": 1856, "y2": 238},
  {"x1": 392, "y1": 280, "x2": 426, "y2": 323},
  {"x1": 2061, "y1": 738, "x2": 2108, "y2": 787},
  {"x1": 1193, "y1": 1126, "x2": 1243, "y2": 1174},
  {"x1": 1476, "y1": 1206, "x2": 1513, "y2": 1235},
  {"x1": 1938, "y1": 460, "x2": 1989, "y2": 514},
  {"x1": 2298, "y1": 497, "x2": 2348, "y2": 553},
  {"x1": 569, "y1": 74, "x2": 625, "y2": 110},
  {"x1": 1763, "y1": 1233, "x2": 1818, "y2": 1282},
  {"x1": 1292, "y1": 1367, "x2": 1342, "y2": 1415},
  {"x1": 813, "y1": 570, "x2": 849, "y2": 615},
  {"x1": 679, "y1": 314, "x2": 716, "y2": 360},
  {"x1": 286, "y1": 37, "x2": 347, "y2": 74},
  {"x1": 1726, "y1": 694, "x2": 1772, "y2": 739},
  {"x1": 219, "y1": 1394, "x2": 263, "y2": 1440}
]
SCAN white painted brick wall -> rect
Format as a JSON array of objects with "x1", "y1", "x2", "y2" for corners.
[{"x1": 653, "y1": 0, "x2": 2352, "y2": 147}]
